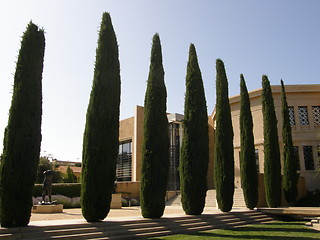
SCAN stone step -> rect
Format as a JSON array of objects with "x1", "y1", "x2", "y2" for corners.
[
  {"x1": 0, "y1": 211, "x2": 274, "y2": 240},
  {"x1": 167, "y1": 189, "x2": 247, "y2": 208},
  {"x1": 306, "y1": 216, "x2": 320, "y2": 230}
]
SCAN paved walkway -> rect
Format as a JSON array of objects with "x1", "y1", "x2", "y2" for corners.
[
  {"x1": 29, "y1": 206, "x2": 320, "y2": 232},
  {"x1": 30, "y1": 206, "x2": 226, "y2": 226}
]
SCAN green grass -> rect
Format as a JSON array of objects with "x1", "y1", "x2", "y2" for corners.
[{"x1": 149, "y1": 221, "x2": 319, "y2": 240}]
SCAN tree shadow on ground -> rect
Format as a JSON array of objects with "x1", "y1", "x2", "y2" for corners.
[{"x1": 149, "y1": 222, "x2": 319, "y2": 240}]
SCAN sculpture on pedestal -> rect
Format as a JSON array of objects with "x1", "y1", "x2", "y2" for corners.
[{"x1": 42, "y1": 170, "x2": 54, "y2": 204}]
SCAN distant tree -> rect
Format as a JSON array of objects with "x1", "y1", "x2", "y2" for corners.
[
  {"x1": 281, "y1": 80, "x2": 298, "y2": 205},
  {"x1": 63, "y1": 166, "x2": 77, "y2": 183},
  {"x1": 214, "y1": 59, "x2": 234, "y2": 212},
  {"x1": 180, "y1": 44, "x2": 208, "y2": 215},
  {"x1": 64, "y1": 166, "x2": 78, "y2": 183},
  {"x1": 239, "y1": 74, "x2": 258, "y2": 210},
  {"x1": 81, "y1": 12, "x2": 121, "y2": 222},
  {"x1": 74, "y1": 162, "x2": 82, "y2": 167},
  {"x1": 140, "y1": 33, "x2": 169, "y2": 218},
  {"x1": 261, "y1": 75, "x2": 281, "y2": 208},
  {"x1": 0, "y1": 22, "x2": 45, "y2": 227},
  {"x1": 36, "y1": 157, "x2": 53, "y2": 183}
]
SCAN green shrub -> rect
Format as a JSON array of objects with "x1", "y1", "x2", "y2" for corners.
[
  {"x1": 140, "y1": 33, "x2": 169, "y2": 218},
  {"x1": 121, "y1": 198, "x2": 129, "y2": 207},
  {"x1": 0, "y1": 21, "x2": 45, "y2": 228},
  {"x1": 32, "y1": 195, "x2": 81, "y2": 208},
  {"x1": 81, "y1": 12, "x2": 121, "y2": 222},
  {"x1": 180, "y1": 44, "x2": 209, "y2": 215},
  {"x1": 33, "y1": 183, "x2": 81, "y2": 198},
  {"x1": 262, "y1": 75, "x2": 281, "y2": 208},
  {"x1": 214, "y1": 59, "x2": 234, "y2": 212},
  {"x1": 296, "y1": 189, "x2": 320, "y2": 207}
]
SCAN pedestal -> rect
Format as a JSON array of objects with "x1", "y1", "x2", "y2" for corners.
[
  {"x1": 32, "y1": 204, "x2": 63, "y2": 213},
  {"x1": 111, "y1": 194, "x2": 122, "y2": 209}
]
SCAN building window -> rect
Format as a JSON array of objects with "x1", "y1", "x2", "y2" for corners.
[
  {"x1": 117, "y1": 140, "x2": 132, "y2": 181},
  {"x1": 303, "y1": 146, "x2": 314, "y2": 170},
  {"x1": 167, "y1": 123, "x2": 180, "y2": 191},
  {"x1": 288, "y1": 107, "x2": 295, "y2": 126},
  {"x1": 298, "y1": 106, "x2": 309, "y2": 125},
  {"x1": 318, "y1": 145, "x2": 320, "y2": 168},
  {"x1": 293, "y1": 146, "x2": 300, "y2": 170},
  {"x1": 312, "y1": 106, "x2": 320, "y2": 125},
  {"x1": 255, "y1": 149, "x2": 259, "y2": 172}
]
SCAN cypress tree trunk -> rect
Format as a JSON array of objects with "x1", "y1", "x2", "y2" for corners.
[
  {"x1": 239, "y1": 74, "x2": 258, "y2": 210},
  {"x1": 140, "y1": 33, "x2": 169, "y2": 218},
  {"x1": 0, "y1": 22, "x2": 45, "y2": 227},
  {"x1": 261, "y1": 75, "x2": 281, "y2": 208},
  {"x1": 180, "y1": 44, "x2": 209, "y2": 215},
  {"x1": 214, "y1": 59, "x2": 234, "y2": 212},
  {"x1": 281, "y1": 80, "x2": 298, "y2": 205},
  {"x1": 81, "y1": 12, "x2": 121, "y2": 222}
]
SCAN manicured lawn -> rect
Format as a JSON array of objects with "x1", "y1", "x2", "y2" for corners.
[{"x1": 149, "y1": 221, "x2": 319, "y2": 240}]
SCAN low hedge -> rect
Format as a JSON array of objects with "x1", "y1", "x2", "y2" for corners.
[
  {"x1": 33, "y1": 183, "x2": 81, "y2": 198},
  {"x1": 296, "y1": 189, "x2": 320, "y2": 207}
]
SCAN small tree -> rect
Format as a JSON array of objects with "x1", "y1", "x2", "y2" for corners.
[
  {"x1": 81, "y1": 12, "x2": 121, "y2": 222},
  {"x1": 261, "y1": 75, "x2": 281, "y2": 208},
  {"x1": 180, "y1": 44, "x2": 209, "y2": 215},
  {"x1": 239, "y1": 74, "x2": 258, "y2": 210},
  {"x1": 140, "y1": 33, "x2": 169, "y2": 218},
  {"x1": 64, "y1": 166, "x2": 78, "y2": 183},
  {"x1": 36, "y1": 157, "x2": 53, "y2": 183},
  {"x1": 214, "y1": 59, "x2": 234, "y2": 212},
  {"x1": 281, "y1": 80, "x2": 298, "y2": 205},
  {"x1": 0, "y1": 22, "x2": 45, "y2": 227}
]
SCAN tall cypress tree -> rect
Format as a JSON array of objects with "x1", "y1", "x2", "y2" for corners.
[
  {"x1": 261, "y1": 75, "x2": 281, "y2": 208},
  {"x1": 81, "y1": 12, "x2": 121, "y2": 222},
  {"x1": 281, "y1": 80, "x2": 298, "y2": 205},
  {"x1": 239, "y1": 74, "x2": 258, "y2": 210},
  {"x1": 180, "y1": 44, "x2": 208, "y2": 215},
  {"x1": 214, "y1": 59, "x2": 234, "y2": 212},
  {"x1": 0, "y1": 22, "x2": 45, "y2": 227},
  {"x1": 140, "y1": 33, "x2": 169, "y2": 218}
]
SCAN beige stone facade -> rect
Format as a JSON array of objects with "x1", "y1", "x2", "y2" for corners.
[
  {"x1": 210, "y1": 84, "x2": 320, "y2": 191},
  {"x1": 117, "y1": 106, "x2": 183, "y2": 198},
  {"x1": 118, "y1": 84, "x2": 319, "y2": 199}
]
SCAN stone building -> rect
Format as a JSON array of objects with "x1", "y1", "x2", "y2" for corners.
[{"x1": 116, "y1": 84, "x2": 320, "y2": 198}]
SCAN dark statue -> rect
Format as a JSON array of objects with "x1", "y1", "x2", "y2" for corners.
[{"x1": 42, "y1": 170, "x2": 54, "y2": 204}]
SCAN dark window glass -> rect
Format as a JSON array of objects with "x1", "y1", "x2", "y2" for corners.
[
  {"x1": 293, "y1": 146, "x2": 300, "y2": 170},
  {"x1": 288, "y1": 107, "x2": 295, "y2": 126},
  {"x1": 298, "y1": 106, "x2": 309, "y2": 125},
  {"x1": 168, "y1": 123, "x2": 180, "y2": 191},
  {"x1": 312, "y1": 106, "x2": 320, "y2": 125},
  {"x1": 255, "y1": 149, "x2": 259, "y2": 172},
  {"x1": 117, "y1": 140, "x2": 132, "y2": 181},
  {"x1": 303, "y1": 145, "x2": 314, "y2": 170}
]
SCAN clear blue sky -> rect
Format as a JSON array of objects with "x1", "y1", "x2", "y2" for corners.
[{"x1": 0, "y1": 0, "x2": 319, "y2": 162}]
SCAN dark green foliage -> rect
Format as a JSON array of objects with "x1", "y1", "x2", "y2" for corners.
[
  {"x1": 261, "y1": 75, "x2": 281, "y2": 208},
  {"x1": 36, "y1": 157, "x2": 53, "y2": 183},
  {"x1": 33, "y1": 183, "x2": 81, "y2": 198},
  {"x1": 0, "y1": 22, "x2": 45, "y2": 227},
  {"x1": 74, "y1": 162, "x2": 82, "y2": 167},
  {"x1": 214, "y1": 59, "x2": 234, "y2": 212},
  {"x1": 239, "y1": 74, "x2": 258, "y2": 210},
  {"x1": 81, "y1": 12, "x2": 121, "y2": 222},
  {"x1": 36, "y1": 158, "x2": 64, "y2": 183},
  {"x1": 140, "y1": 33, "x2": 169, "y2": 218},
  {"x1": 64, "y1": 166, "x2": 78, "y2": 183},
  {"x1": 180, "y1": 44, "x2": 208, "y2": 215},
  {"x1": 281, "y1": 80, "x2": 298, "y2": 205},
  {"x1": 296, "y1": 189, "x2": 320, "y2": 207}
]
